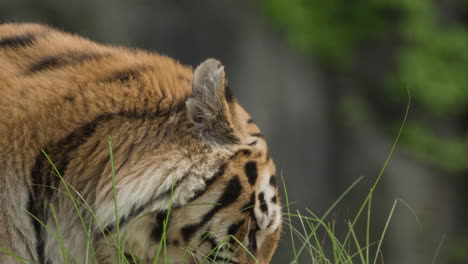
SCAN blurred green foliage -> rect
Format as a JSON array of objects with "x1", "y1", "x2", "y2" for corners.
[
  {"x1": 262, "y1": 0, "x2": 468, "y2": 172},
  {"x1": 262, "y1": 0, "x2": 388, "y2": 65}
]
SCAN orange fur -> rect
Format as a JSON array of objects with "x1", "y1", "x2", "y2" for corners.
[{"x1": 0, "y1": 23, "x2": 281, "y2": 264}]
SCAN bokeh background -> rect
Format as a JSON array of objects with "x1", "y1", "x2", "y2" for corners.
[{"x1": 1, "y1": 0, "x2": 467, "y2": 263}]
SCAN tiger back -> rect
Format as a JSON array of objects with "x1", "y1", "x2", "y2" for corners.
[{"x1": 0, "y1": 23, "x2": 281, "y2": 264}]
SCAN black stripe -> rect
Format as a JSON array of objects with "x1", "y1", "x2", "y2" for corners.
[
  {"x1": 258, "y1": 192, "x2": 268, "y2": 213},
  {"x1": 205, "y1": 235, "x2": 219, "y2": 251},
  {"x1": 205, "y1": 164, "x2": 226, "y2": 186},
  {"x1": 247, "y1": 140, "x2": 257, "y2": 146},
  {"x1": 30, "y1": 137, "x2": 54, "y2": 264},
  {"x1": 209, "y1": 256, "x2": 239, "y2": 264},
  {"x1": 27, "y1": 192, "x2": 46, "y2": 264},
  {"x1": 180, "y1": 223, "x2": 200, "y2": 244},
  {"x1": 182, "y1": 176, "x2": 242, "y2": 242},
  {"x1": 229, "y1": 149, "x2": 251, "y2": 160},
  {"x1": 188, "y1": 163, "x2": 226, "y2": 203},
  {"x1": 0, "y1": 33, "x2": 36, "y2": 49},
  {"x1": 27, "y1": 53, "x2": 108, "y2": 74},
  {"x1": 269, "y1": 175, "x2": 277, "y2": 188},
  {"x1": 244, "y1": 162, "x2": 258, "y2": 186},
  {"x1": 221, "y1": 131, "x2": 240, "y2": 145},
  {"x1": 105, "y1": 202, "x2": 147, "y2": 235},
  {"x1": 115, "y1": 142, "x2": 136, "y2": 174},
  {"x1": 144, "y1": 170, "x2": 189, "y2": 205},
  {"x1": 64, "y1": 96, "x2": 75, "y2": 103},
  {"x1": 207, "y1": 255, "x2": 239, "y2": 264},
  {"x1": 271, "y1": 196, "x2": 277, "y2": 204},
  {"x1": 31, "y1": 145, "x2": 54, "y2": 200},
  {"x1": 29, "y1": 56, "x2": 60, "y2": 73},
  {"x1": 241, "y1": 192, "x2": 255, "y2": 215},
  {"x1": 103, "y1": 164, "x2": 179, "y2": 232},
  {"x1": 132, "y1": 149, "x2": 196, "y2": 208},
  {"x1": 248, "y1": 229, "x2": 257, "y2": 252},
  {"x1": 227, "y1": 219, "x2": 245, "y2": 237},
  {"x1": 246, "y1": 118, "x2": 254, "y2": 124},
  {"x1": 177, "y1": 73, "x2": 190, "y2": 83},
  {"x1": 151, "y1": 211, "x2": 169, "y2": 242},
  {"x1": 205, "y1": 242, "x2": 240, "y2": 264},
  {"x1": 101, "y1": 66, "x2": 152, "y2": 83},
  {"x1": 249, "y1": 133, "x2": 263, "y2": 138},
  {"x1": 124, "y1": 253, "x2": 138, "y2": 264},
  {"x1": 227, "y1": 219, "x2": 245, "y2": 244},
  {"x1": 208, "y1": 176, "x2": 242, "y2": 214}
]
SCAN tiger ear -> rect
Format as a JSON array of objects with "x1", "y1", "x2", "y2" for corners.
[{"x1": 186, "y1": 58, "x2": 239, "y2": 145}]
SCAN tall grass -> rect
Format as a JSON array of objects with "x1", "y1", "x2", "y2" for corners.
[{"x1": 281, "y1": 91, "x2": 412, "y2": 264}]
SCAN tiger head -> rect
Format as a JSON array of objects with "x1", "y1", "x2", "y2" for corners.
[
  {"x1": 170, "y1": 59, "x2": 282, "y2": 264},
  {"x1": 92, "y1": 59, "x2": 282, "y2": 264}
]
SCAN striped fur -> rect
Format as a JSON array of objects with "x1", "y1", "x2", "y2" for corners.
[{"x1": 0, "y1": 23, "x2": 281, "y2": 264}]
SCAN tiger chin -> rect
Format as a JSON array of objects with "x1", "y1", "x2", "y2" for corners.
[{"x1": 0, "y1": 23, "x2": 281, "y2": 264}]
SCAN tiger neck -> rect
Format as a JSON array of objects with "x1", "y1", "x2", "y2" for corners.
[{"x1": 2, "y1": 81, "x2": 191, "y2": 175}]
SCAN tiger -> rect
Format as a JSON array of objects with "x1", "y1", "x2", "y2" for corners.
[{"x1": 0, "y1": 23, "x2": 282, "y2": 264}]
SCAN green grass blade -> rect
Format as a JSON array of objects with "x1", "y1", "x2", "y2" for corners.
[
  {"x1": 306, "y1": 221, "x2": 325, "y2": 262},
  {"x1": 153, "y1": 177, "x2": 176, "y2": 264},
  {"x1": 25, "y1": 209, "x2": 79, "y2": 264},
  {"x1": 366, "y1": 195, "x2": 372, "y2": 264},
  {"x1": 49, "y1": 204, "x2": 69, "y2": 264},
  {"x1": 282, "y1": 218, "x2": 317, "y2": 258},
  {"x1": 281, "y1": 173, "x2": 298, "y2": 263},
  {"x1": 398, "y1": 198, "x2": 421, "y2": 228},
  {"x1": 229, "y1": 236, "x2": 258, "y2": 263},
  {"x1": 431, "y1": 233, "x2": 446, "y2": 264},
  {"x1": 305, "y1": 209, "x2": 352, "y2": 263},
  {"x1": 343, "y1": 91, "x2": 410, "y2": 248},
  {"x1": 85, "y1": 218, "x2": 93, "y2": 264},
  {"x1": 296, "y1": 210, "x2": 315, "y2": 263},
  {"x1": 0, "y1": 248, "x2": 29, "y2": 264},
  {"x1": 108, "y1": 137, "x2": 123, "y2": 263},
  {"x1": 30, "y1": 183, "x2": 113, "y2": 251},
  {"x1": 41, "y1": 150, "x2": 98, "y2": 262},
  {"x1": 293, "y1": 175, "x2": 363, "y2": 261},
  {"x1": 373, "y1": 199, "x2": 397, "y2": 264},
  {"x1": 347, "y1": 220, "x2": 365, "y2": 264}
]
